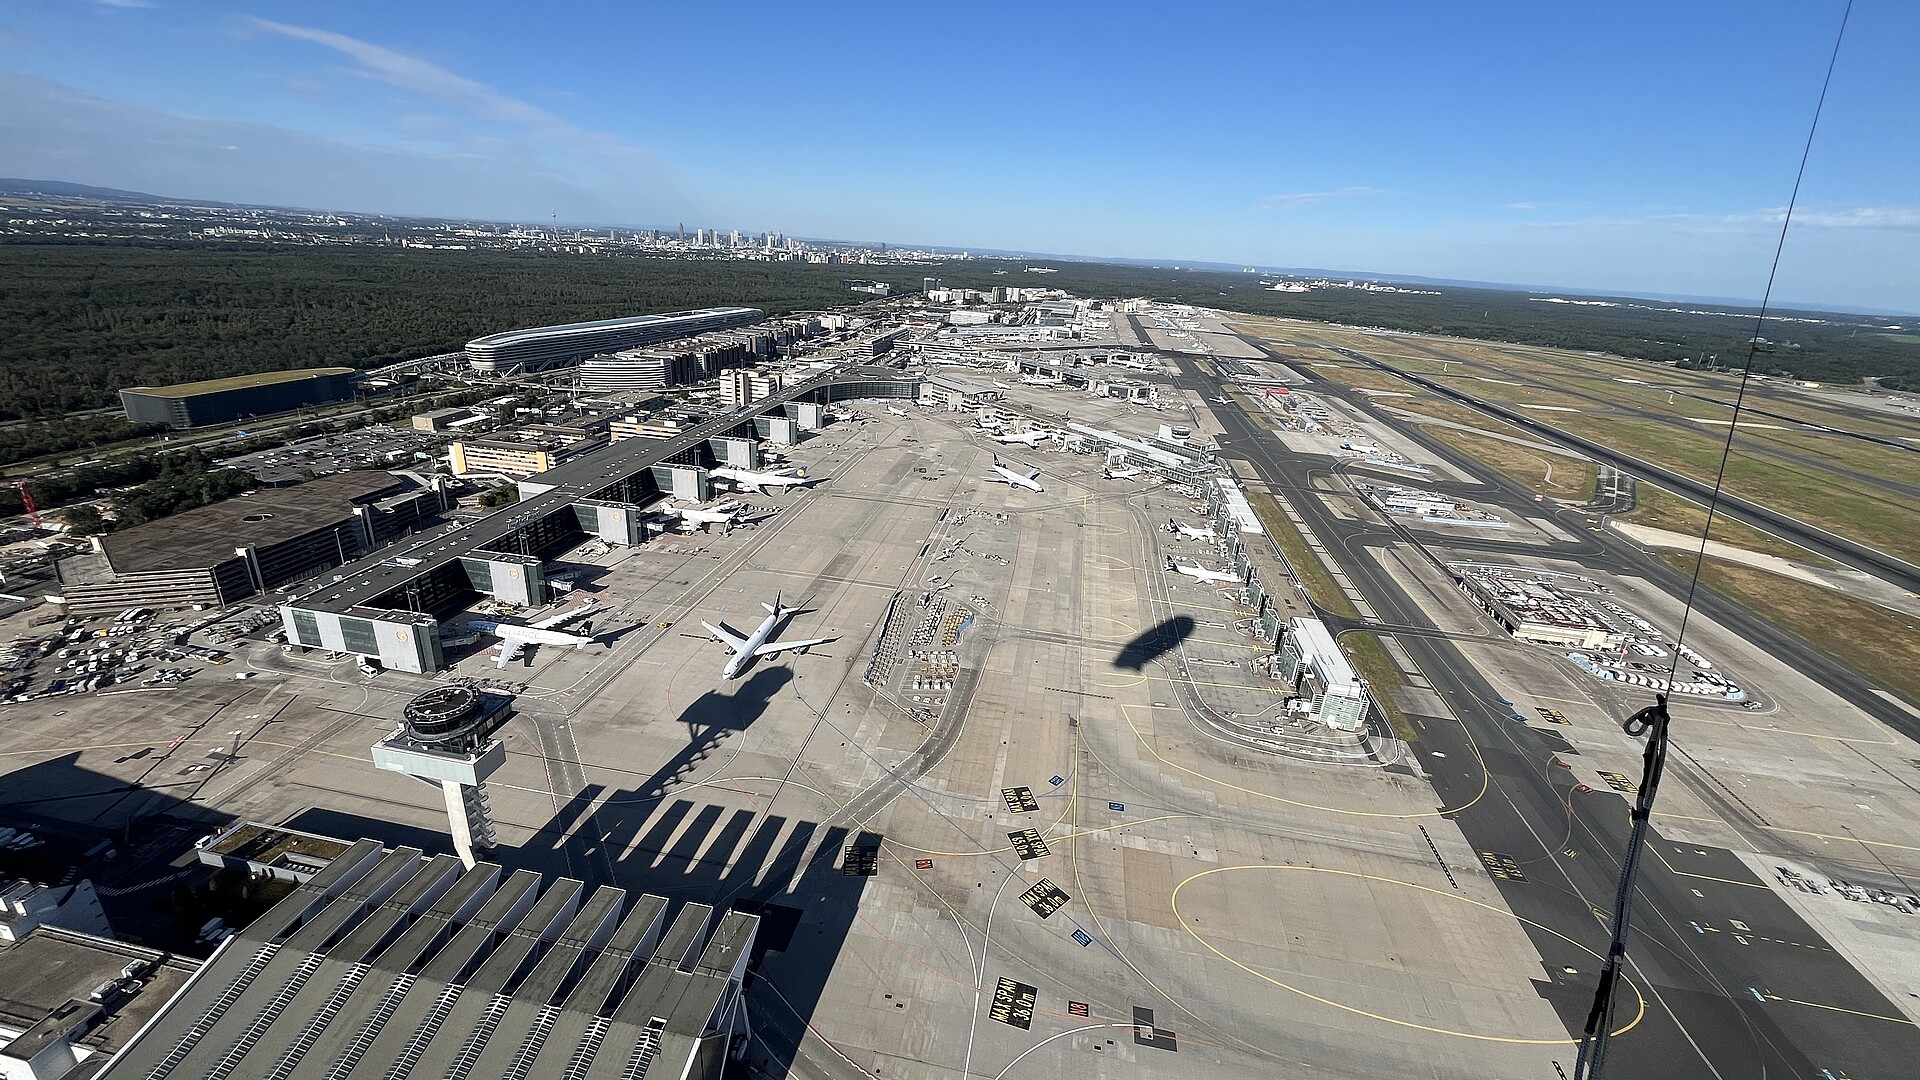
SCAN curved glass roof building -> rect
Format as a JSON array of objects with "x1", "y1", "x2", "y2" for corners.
[{"x1": 463, "y1": 306, "x2": 763, "y2": 373}]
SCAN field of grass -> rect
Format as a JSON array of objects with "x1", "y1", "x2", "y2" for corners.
[
  {"x1": 1344, "y1": 632, "x2": 1418, "y2": 742},
  {"x1": 1239, "y1": 487, "x2": 1417, "y2": 742},
  {"x1": 1623, "y1": 486, "x2": 1831, "y2": 565},
  {"x1": 1424, "y1": 374, "x2": 1592, "y2": 410},
  {"x1": 1546, "y1": 412, "x2": 1920, "y2": 563},
  {"x1": 1380, "y1": 397, "x2": 1511, "y2": 429},
  {"x1": 1309, "y1": 364, "x2": 1425, "y2": 394},
  {"x1": 1243, "y1": 490, "x2": 1356, "y2": 619},
  {"x1": 1421, "y1": 426, "x2": 1596, "y2": 500},
  {"x1": 1662, "y1": 554, "x2": 1920, "y2": 707}
]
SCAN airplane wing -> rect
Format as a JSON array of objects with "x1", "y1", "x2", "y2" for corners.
[
  {"x1": 493, "y1": 640, "x2": 525, "y2": 668},
  {"x1": 702, "y1": 621, "x2": 751, "y2": 654},
  {"x1": 751, "y1": 636, "x2": 834, "y2": 659}
]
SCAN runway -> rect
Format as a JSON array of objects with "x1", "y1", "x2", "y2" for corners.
[{"x1": 1171, "y1": 350, "x2": 1920, "y2": 1078}]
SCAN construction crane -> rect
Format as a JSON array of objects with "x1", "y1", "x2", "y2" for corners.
[{"x1": 12, "y1": 481, "x2": 40, "y2": 529}]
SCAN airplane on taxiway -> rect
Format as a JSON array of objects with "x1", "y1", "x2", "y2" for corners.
[
  {"x1": 986, "y1": 458, "x2": 1043, "y2": 492},
  {"x1": 701, "y1": 594, "x2": 835, "y2": 680}
]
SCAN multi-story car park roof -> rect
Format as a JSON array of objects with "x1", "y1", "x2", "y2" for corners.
[{"x1": 462, "y1": 307, "x2": 763, "y2": 372}]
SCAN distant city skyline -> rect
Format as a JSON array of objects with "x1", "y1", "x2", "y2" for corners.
[{"x1": 1, "y1": 2, "x2": 1914, "y2": 311}]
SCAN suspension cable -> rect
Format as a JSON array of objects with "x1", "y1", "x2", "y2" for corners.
[{"x1": 1573, "y1": 4, "x2": 1853, "y2": 1077}]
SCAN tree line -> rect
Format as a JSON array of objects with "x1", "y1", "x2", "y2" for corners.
[
  {"x1": 0, "y1": 244, "x2": 881, "y2": 419},
  {"x1": 3, "y1": 241, "x2": 1914, "y2": 433}
]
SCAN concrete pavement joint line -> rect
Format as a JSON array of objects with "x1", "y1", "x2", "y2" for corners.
[
  {"x1": 1060, "y1": 740, "x2": 1272, "y2": 1063},
  {"x1": 1113, "y1": 699, "x2": 1487, "y2": 817},
  {"x1": 1172, "y1": 865, "x2": 1647, "y2": 1044}
]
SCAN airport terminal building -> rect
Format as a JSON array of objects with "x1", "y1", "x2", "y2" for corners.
[
  {"x1": 464, "y1": 308, "x2": 764, "y2": 374},
  {"x1": 1272, "y1": 617, "x2": 1371, "y2": 732},
  {"x1": 51, "y1": 473, "x2": 450, "y2": 614},
  {"x1": 276, "y1": 367, "x2": 923, "y2": 672}
]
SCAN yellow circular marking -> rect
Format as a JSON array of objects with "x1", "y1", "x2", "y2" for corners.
[{"x1": 1173, "y1": 865, "x2": 1644, "y2": 1043}]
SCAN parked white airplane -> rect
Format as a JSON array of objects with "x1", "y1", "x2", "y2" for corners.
[
  {"x1": 701, "y1": 595, "x2": 836, "y2": 680},
  {"x1": 887, "y1": 406, "x2": 909, "y2": 416},
  {"x1": 711, "y1": 466, "x2": 819, "y2": 494},
  {"x1": 1164, "y1": 557, "x2": 1238, "y2": 585},
  {"x1": 1340, "y1": 439, "x2": 1383, "y2": 455},
  {"x1": 466, "y1": 599, "x2": 600, "y2": 667},
  {"x1": 1167, "y1": 518, "x2": 1216, "y2": 541},
  {"x1": 985, "y1": 458, "x2": 1043, "y2": 492},
  {"x1": 990, "y1": 428, "x2": 1053, "y2": 447},
  {"x1": 655, "y1": 499, "x2": 744, "y2": 533},
  {"x1": 1104, "y1": 466, "x2": 1143, "y2": 481},
  {"x1": 1021, "y1": 375, "x2": 1061, "y2": 386}
]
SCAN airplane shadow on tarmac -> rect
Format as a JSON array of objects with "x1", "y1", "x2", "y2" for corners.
[{"x1": 1112, "y1": 614, "x2": 1195, "y2": 670}]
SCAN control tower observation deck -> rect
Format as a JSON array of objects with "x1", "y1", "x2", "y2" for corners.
[{"x1": 277, "y1": 366, "x2": 921, "y2": 672}]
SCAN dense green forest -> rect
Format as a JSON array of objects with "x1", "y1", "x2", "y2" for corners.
[
  {"x1": 4, "y1": 446, "x2": 257, "y2": 532},
  {"x1": 0, "y1": 245, "x2": 886, "y2": 418},
  {"x1": 1, "y1": 242, "x2": 1915, "y2": 424}
]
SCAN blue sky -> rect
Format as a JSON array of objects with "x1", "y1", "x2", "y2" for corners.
[{"x1": 2, "y1": 1, "x2": 1915, "y2": 311}]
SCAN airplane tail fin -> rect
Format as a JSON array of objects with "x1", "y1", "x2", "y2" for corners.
[{"x1": 765, "y1": 591, "x2": 782, "y2": 617}]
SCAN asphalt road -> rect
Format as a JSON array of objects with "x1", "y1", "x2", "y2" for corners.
[{"x1": 1171, "y1": 352, "x2": 1920, "y2": 1079}]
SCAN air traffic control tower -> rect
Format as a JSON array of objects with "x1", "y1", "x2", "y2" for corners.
[{"x1": 372, "y1": 684, "x2": 512, "y2": 866}]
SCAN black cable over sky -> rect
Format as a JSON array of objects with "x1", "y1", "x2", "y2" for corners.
[{"x1": 1573, "y1": 2, "x2": 1855, "y2": 1077}]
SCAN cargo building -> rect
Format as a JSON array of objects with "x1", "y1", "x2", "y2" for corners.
[{"x1": 120, "y1": 368, "x2": 358, "y2": 429}]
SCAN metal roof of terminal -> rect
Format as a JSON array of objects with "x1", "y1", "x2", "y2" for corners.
[
  {"x1": 464, "y1": 307, "x2": 760, "y2": 350},
  {"x1": 292, "y1": 369, "x2": 847, "y2": 615}
]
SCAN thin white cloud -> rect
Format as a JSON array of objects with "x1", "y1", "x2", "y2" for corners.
[
  {"x1": 1258, "y1": 186, "x2": 1386, "y2": 210},
  {"x1": 244, "y1": 17, "x2": 673, "y2": 189},
  {"x1": 0, "y1": 73, "x2": 651, "y2": 223},
  {"x1": 1499, "y1": 201, "x2": 1540, "y2": 211},
  {"x1": 96, "y1": 0, "x2": 158, "y2": 9},
  {"x1": 1523, "y1": 206, "x2": 1920, "y2": 232},
  {"x1": 1780, "y1": 206, "x2": 1920, "y2": 229}
]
